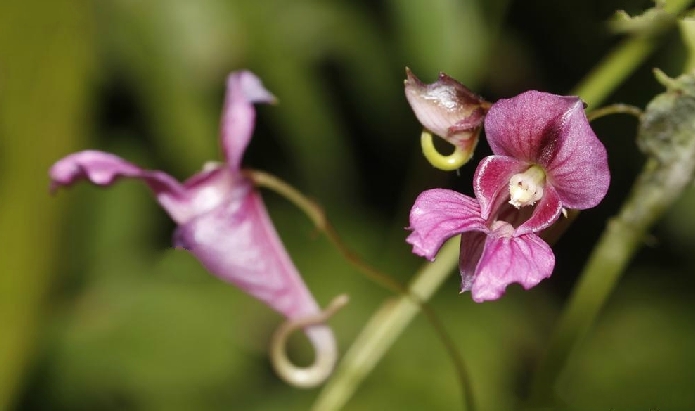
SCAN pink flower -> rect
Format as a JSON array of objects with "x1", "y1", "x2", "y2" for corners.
[
  {"x1": 406, "y1": 91, "x2": 609, "y2": 302},
  {"x1": 407, "y1": 189, "x2": 554, "y2": 302},
  {"x1": 476, "y1": 91, "x2": 610, "y2": 234},
  {"x1": 49, "y1": 72, "x2": 336, "y2": 379}
]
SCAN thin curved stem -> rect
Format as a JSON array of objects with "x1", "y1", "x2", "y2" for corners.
[
  {"x1": 572, "y1": 36, "x2": 658, "y2": 110},
  {"x1": 243, "y1": 169, "x2": 404, "y2": 294},
  {"x1": 420, "y1": 130, "x2": 474, "y2": 171},
  {"x1": 526, "y1": 0, "x2": 695, "y2": 405},
  {"x1": 571, "y1": 0, "x2": 692, "y2": 109},
  {"x1": 587, "y1": 103, "x2": 643, "y2": 122},
  {"x1": 528, "y1": 150, "x2": 695, "y2": 405},
  {"x1": 244, "y1": 169, "x2": 473, "y2": 408},
  {"x1": 312, "y1": 237, "x2": 467, "y2": 411},
  {"x1": 271, "y1": 294, "x2": 350, "y2": 388}
]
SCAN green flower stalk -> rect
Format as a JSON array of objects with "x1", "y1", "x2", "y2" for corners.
[{"x1": 528, "y1": 68, "x2": 695, "y2": 406}]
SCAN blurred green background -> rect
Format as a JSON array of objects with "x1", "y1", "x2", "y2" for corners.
[{"x1": 2, "y1": 0, "x2": 695, "y2": 410}]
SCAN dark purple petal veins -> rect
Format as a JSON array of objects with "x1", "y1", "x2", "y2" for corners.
[
  {"x1": 407, "y1": 189, "x2": 487, "y2": 260},
  {"x1": 484, "y1": 91, "x2": 581, "y2": 163},
  {"x1": 458, "y1": 231, "x2": 487, "y2": 292},
  {"x1": 544, "y1": 102, "x2": 610, "y2": 209}
]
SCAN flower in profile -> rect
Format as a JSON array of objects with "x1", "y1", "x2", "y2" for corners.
[
  {"x1": 50, "y1": 71, "x2": 338, "y2": 387},
  {"x1": 475, "y1": 91, "x2": 610, "y2": 235},
  {"x1": 407, "y1": 188, "x2": 554, "y2": 302},
  {"x1": 404, "y1": 68, "x2": 490, "y2": 170}
]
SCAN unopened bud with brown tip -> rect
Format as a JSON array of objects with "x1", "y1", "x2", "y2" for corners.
[{"x1": 404, "y1": 67, "x2": 490, "y2": 150}]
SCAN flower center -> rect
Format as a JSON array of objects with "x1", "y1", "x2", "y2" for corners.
[
  {"x1": 490, "y1": 220, "x2": 515, "y2": 237},
  {"x1": 508, "y1": 165, "x2": 546, "y2": 208}
]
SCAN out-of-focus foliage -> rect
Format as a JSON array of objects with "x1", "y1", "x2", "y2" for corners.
[{"x1": 1, "y1": 0, "x2": 695, "y2": 410}]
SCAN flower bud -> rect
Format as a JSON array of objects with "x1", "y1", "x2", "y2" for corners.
[{"x1": 404, "y1": 67, "x2": 490, "y2": 149}]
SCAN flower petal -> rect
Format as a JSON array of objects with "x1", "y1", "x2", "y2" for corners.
[
  {"x1": 221, "y1": 71, "x2": 276, "y2": 171},
  {"x1": 173, "y1": 181, "x2": 323, "y2": 320},
  {"x1": 515, "y1": 183, "x2": 563, "y2": 235},
  {"x1": 459, "y1": 231, "x2": 487, "y2": 292},
  {"x1": 474, "y1": 155, "x2": 528, "y2": 221},
  {"x1": 469, "y1": 232, "x2": 554, "y2": 302},
  {"x1": 484, "y1": 91, "x2": 581, "y2": 163},
  {"x1": 48, "y1": 150, "x2": 242, "y2": 225},
  {"x1": 49, "y1": 150, "x2": 182, "y2": 192},
  {"x1": 48, "y1": 150, "x2": 196, "y2": 216},
  {"x1": 406, "y1": 189, "x2": 487, "y2": 260},
  {"x1": 544, "y1": 102, "x2": 610, "y2": 209}
]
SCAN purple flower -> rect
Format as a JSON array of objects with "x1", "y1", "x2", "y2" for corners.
[
  {"x1": 407, "y1": 188, "x2": 554, "y2": 302},
  {"x1": 49, "y1": 72, "x2": 336, "y2": 376},
  {"x1": 406, "y1": 90, "x2": 609, "y2": 302},
  {"x1": 476, "y1": 91, "x2": 610, "y2": 234}
]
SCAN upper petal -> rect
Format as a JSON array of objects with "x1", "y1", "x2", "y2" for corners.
[
  {"x1": 543, "y1": 102, "x2": 610, "y2": 209},
  {"x1": 173, "y1": 181, "x2": 324, "y2": 321},
  {"x1": 469, "y1": 232, "x2": 555, "y2": 302},
  {"x1": 473, "y1": 155, "x2": 528, "y2": 221},
  {"x1": 406, "y1": 189, "x2": 487, "y2": 260},
  {"x1": 484, "y1": 91, "x2": 581, "y2": 163},
  {"x1": 221, "y1": 71, "x2": 276, "y2": 171}
]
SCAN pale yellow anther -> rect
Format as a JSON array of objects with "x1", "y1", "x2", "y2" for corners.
[{"x1": 509, "y1": 166, "x2": 546, "y2": 208}]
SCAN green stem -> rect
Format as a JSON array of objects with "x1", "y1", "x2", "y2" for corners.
[
  {"x1": 528, "y1": 150, "x2": 695, "y2": 404},
  {"x1": 312, "y1": 237, "x2": 464, "y2": 411},
  {"x1": 245, "y1": 169, "x2": 473, "y2": 409},
  {"x1": 528, "y1": 0, "x2": 695, "y2": 405},
  {"x1": 572, "y1": 36, "x2": 656, "y2": 109},
  {"x1": 314, "y1": 2, "x2": 695, "y2": 410},
  {"x1": 586, "y1": 103, "x2": 642, "y2": 122},
  {"x1": 244, "y1": 169, "x2": 415, "y2": 302},
  {"x1": 573, "y1": 0, "x2": 693, "y2": 109}
]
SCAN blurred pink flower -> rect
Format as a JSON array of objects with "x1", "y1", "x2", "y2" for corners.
[{"x1": 50, "y1": 71, "x2": 335, "y2": 357}]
